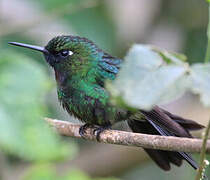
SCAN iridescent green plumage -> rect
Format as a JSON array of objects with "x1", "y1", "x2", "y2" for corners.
[
  {"x1": 9, "y1": 35, "x2": 204, "y2": 172},
  {"x1": 45, "y1": 36, "x2": 127, "y2": 126}
]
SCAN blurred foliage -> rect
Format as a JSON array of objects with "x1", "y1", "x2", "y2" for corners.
[
  {"x1": 34, "y1": 0, "x2": 116, "y2": 53},
  {"x1": 64, "y1": 4, "x2": 116, "y2": 53},
  {"x1": 0, "y1": 51, "x2": 74, "y2": 161},
  {"x1": 108, "y1": 45, "x2": 210, "y2": 110},
  {"x1": 23, "y1": 164, "x2": 120, "y2": 180},
  {"x1": 161, "y1": 0, "x2": 208, "y2": 64},
  {"x1": 1, "y1": 0, "x2": 210, "y2": 180},
  {"x1": 184, "y1": 29, "x2": 207, "y2": 64}
]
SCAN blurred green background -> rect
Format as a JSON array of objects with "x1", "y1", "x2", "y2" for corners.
[{"x1": 0, "y1": 0, "x2": 210, "y2": 179}]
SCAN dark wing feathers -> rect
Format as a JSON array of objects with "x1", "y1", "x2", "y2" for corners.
[
  {"x1": 144, "y1": 149, "x2": 171, "y2": 171},
  {"x1": 162, "y1": 109, "x2": 205, "y2": 131},
  {"x1": 146, "y1": 118, "x2": 198, "y2": 169},
  {"x1": 141, "y1": 106, "x2": 192, "y2": 137},
  {"x1": 128, "y1": 106, "x2": 204, "y2": 170},
  {"x1": 127, "y1": 120, "x2": 183, "y2": 170}
]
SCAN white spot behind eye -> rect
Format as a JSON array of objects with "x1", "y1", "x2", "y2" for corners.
[{"x1": 69, "y1": 51, "x2": 73, "y2": 56}]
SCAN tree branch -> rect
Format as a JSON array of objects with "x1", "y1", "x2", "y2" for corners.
[{"x1": 45, "y1": 118, "x2": 210, "y2": 153}]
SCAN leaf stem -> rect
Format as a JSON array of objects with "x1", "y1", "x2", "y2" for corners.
[
  {"x1": 195, "y1": 119, "x2": 210, "y2": 180},
  {"x1": 204, "y1": 5, "x2": 210, "y2": 63},
  {"x1": 204, "y1": 39, "x2": 210, "y2": 63}
]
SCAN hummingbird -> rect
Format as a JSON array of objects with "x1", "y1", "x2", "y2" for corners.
[{"x1": 9, "y1": 35, "x2": 204, "y2": 171}]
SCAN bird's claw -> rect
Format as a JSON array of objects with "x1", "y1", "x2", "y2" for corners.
[
  {"x1": 93, "y1": 125, "x2": 111, "y2": 141},
  {"x1": 79, "y1": 124, "x2": 93, "y2": 138}
]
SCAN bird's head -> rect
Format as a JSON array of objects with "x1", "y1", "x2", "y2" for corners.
[{"x1": 9, "y1": 35, "x2": 103, "y2": 75}]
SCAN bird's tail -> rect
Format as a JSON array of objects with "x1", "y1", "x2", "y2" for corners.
[{"x1": 127, "y1": 106, "x2": 204, "y2": 171}]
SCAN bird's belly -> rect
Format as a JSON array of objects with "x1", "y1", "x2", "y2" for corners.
[
  {"x1": 58, "y1": 84, "x2": 129, "y2": 126},
  {"x1": 61, "y1": 96, "x2": 115, "y2": 126}
]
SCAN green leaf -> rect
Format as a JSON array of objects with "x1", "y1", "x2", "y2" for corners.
[
  {"x1": 23, "y1": 164, "x2": 56, "y2": 180},
  {"x1": 0, "y1": 51, "x2": 76, "y2": 161},
  {"x1": 108, "y1": 45, "x2": 189, "y2": 110},
  {"x1": 34, "y1": 0, "x2": 83, "y2": 11},
  {"x1": 24, "y1": 165, "x2": 92, "y2": 180},
  {"x1": 65, "y1": 170, "x2": 120, "y2": 180},
  {"x1": 152, "y1": 46, "x2": 187, "y2": 64},
  {"x1": 190, "y1": 63, "x2": 210, "y2": 107},
  {"x1": 204, "y1": 5, "x2": 210, "y2": 63},
  {"x1": 64, "y1": 170, "x2": 91, "y2": 180},
  {"x1": 95, "y1": 178, "x2": 120, "y2": 180},
  {"x1": 24, "y1": 165, "x2": 120, "y2": 180}
]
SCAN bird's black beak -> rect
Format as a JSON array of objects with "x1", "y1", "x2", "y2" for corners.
[{"x1": 8, "y1": 42, "x2": 49, "y2": 54}]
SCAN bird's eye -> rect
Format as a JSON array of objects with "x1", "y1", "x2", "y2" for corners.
[
  {"x1": 59, "y1": 50, "x2": 73, "y2": 57},
  {"x1": 60, "y1": 50, "x2": 69, "y2": 57}
]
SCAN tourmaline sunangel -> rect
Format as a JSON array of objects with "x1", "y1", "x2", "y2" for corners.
[{"x1": 9, "y1": 35, "x2": 204, "y2": 171}]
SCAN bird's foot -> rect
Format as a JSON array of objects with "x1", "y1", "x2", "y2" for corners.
[
  {"x1": 79, "y1": 124, "x2": 94, "y2": 138},
  {"x1": 93, "y1": 124, "x2": 111, "y2": 142}
]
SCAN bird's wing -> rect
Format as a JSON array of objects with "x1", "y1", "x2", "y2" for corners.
[
  {"x1": 98, "y1": 53, "x2": 122, "y2": 77},
  {"x1": 140, "y1": 106, "x2": 192, "y2": 137},
  {"x1": 128, "y1": 105, "x2": 204, "y2": 170},
  {"x1": 161, "y1": 109, "x2": 205, "y2": 131},
  {"x1": 127, "y1": 119, "x2": 183, "y2": 170},
  {"x1": 146, "y1": 119, "x2": 198, "y2": 169}
]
